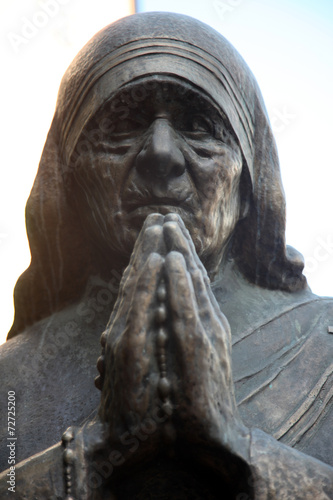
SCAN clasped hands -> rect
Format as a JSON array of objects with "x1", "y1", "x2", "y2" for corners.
[{"x1": 97, "y1": 213, "x2": 250, "y2": 464}]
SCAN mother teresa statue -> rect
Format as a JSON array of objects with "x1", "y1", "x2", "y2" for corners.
[{"x1": 0, "y1": 12, "x2": 332, "y2": 499}]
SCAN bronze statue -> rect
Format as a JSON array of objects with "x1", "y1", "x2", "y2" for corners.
[{"x1": 0, "y1": 12, "x2": 332, "y2": 499}]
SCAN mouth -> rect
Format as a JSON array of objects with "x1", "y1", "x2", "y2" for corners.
[
  {"x1": 126, "y1": 197, "x2": 192, "y2": 214},
  {"x1": 123, "y1": 197, "x2": 194, "y2": 223}
]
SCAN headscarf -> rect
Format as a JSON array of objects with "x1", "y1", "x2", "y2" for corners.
[{"x1": 8, "y1": 12, "x2": 306, "y2": 339}]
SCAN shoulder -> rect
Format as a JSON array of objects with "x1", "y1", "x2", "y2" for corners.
[{"x1": 0, "y1": 305, "x2": 103, "y2": 470}]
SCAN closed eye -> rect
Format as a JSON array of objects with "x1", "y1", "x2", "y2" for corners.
[
  {"x1": 191, "y1": 115, "x2": 213, "y2": 134},
  {"x1": 178, "y1": 114, "x2": 214, "y2": 135},
  {"x1": 111, "y1": 115, "x2": 149, "y2": 136}
]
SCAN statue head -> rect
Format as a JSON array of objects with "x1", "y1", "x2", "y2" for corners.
[
  {"x1": 66, "y1": 76, "x2": 246, "y2": 277},
  {"x1": 8, "y1": 12, "x2": 306, "y2": 338}
]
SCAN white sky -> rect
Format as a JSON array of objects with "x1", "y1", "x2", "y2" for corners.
[{"x1": 1, "y1": 0, "x2": 333, "y2": 344}]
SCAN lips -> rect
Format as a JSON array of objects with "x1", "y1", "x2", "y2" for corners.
[
  {"x1": 122, "y1": 175, "x2": 196, "y2": 215},
  {"x1": 126, "y1": 197, "x2": 190, "y2": 213}
]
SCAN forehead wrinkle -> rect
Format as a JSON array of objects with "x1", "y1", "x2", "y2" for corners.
[{"x1": 60, "y1": 45, "x2": 254, "y2": 173}]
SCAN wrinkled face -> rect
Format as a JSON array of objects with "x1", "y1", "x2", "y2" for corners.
[{"x1": 69, "y1": 76, "x2": 244, "y2": 274}]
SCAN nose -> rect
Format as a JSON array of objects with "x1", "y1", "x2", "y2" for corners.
[{"x1": 135, "y1": 118, "x2": 185, "y2": 179}]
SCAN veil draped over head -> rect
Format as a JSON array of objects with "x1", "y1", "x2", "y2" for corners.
[{"x1": 8, "y1": 12, "x2": 306, "y2": 339}]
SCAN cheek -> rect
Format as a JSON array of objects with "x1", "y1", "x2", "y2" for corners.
[
  {"x1": 196, "y1": 150, "x2": 242, "y2": 209},
  {"x1": 70, "y1": 151, "x2": 127, "y2": 205},
  {"x1": 69, "y1": 149, "x2": 145, "y2": 257},
  {"x1": 69, "y1": 155, "x2": 121, "y2": 239}
]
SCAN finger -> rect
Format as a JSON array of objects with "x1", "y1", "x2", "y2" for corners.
[
  {"x1": 163, "y1": 215, "x2": 227, "y2": 328},
  {"x1": 101, "y1": 252, "x2": 165, "y2": 422},
  {"x1": 163, "y1": 220, "x2": 212, "y2": 312},
  {"x1": 121, "y1": 223, "x2": 165, "y2": 300},
  {"x1": 114, "y1": 252, "x2": 165, "y2": 414},
  {"x1": 164, "y1": 218, "x2": 227, "y2": 334},
  {"x1": 165, "y1": 252, "x2": 232, "y2": 405},
  {"x1": 108, "y1": 251, "x2": 164, "y2": 345},
  {"x1": 164, "y1": 251, "x2": 218, "y2": 407},
  {"x1": 163, "y1": 219, "x2": 225, "y2": 325},
  {"x1": 164, "y1": 213, "x2": 209, "y2": 279},
  {"x1": 164, "y1": 245, "x2": 231, "y2": 354},
  {"x1": 163, "y1": 220, "x2": 211, "y2": 301},
  {"x1": 163, "y1": 218, "x2": 209, "y2": 280},
  {"x1": 106, "y1": 218, "x2": 165, "y2": 330},
  {"x1": 124, "y1": 213, "x2": 166, "y2": 277},
  {"x1": 164, "y1": 251, "x2": 201, "y2": 347},
  {"x1": 128, "y1": 251, "x2": 165, "y2": 329}
]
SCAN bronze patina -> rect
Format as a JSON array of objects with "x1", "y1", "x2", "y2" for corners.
[{"x1": 0, "y1": 12, "x2": 332, "y2": 499}]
